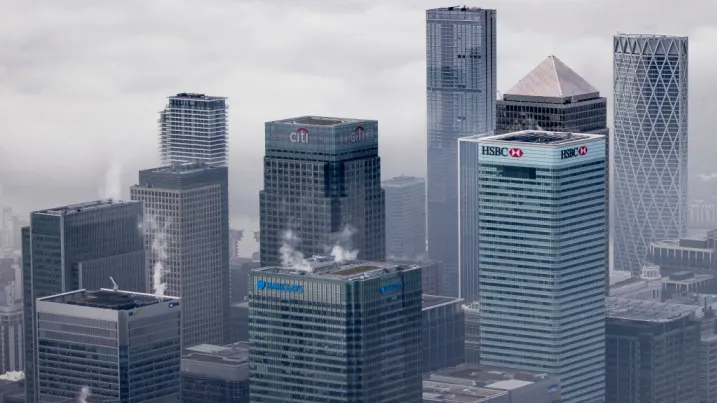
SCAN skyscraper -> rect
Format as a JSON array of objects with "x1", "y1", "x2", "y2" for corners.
[
  {"x1": 35, "y1": 289, "x2": 181, "y2": 402},
  {"x1": 249, "y1": 257, "x2": 422, "y2": 402},
  {"x1": 614, "y1": 34, "x2": 689, "y2": 273},
  {"x1": 382, "y1": 176, "x2": 426, "y2": 260},
  {"x1": 131, "y1": 162, "x2": 230, "y2": 348},
  {"x1": 474, "y1": 131, "x2": 607, "y2": 403},
  {"x1": 22, "y1": 200, "x2": 146, "y2": 403},
  {"x1": 159, "y1": 93, "x2": 228, "y2": 167},
  {"x1": 426, "y1": 6, "x2": 496, "y2": 297},
  {"x1": 0, "y1": 258, "x2": 22, "y2": 374},
  {"x1": 259, "y1": 116, "x2": 385, "y2": 267}
]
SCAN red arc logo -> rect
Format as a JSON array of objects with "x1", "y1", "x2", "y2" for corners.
[
  {"x1": 578, "y1": 145, "x2": 588, "y2": 156},
  {"x1": 509, "y1": 148, "x2": 523, "y2": 158}
]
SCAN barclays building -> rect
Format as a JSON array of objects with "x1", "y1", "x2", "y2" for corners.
[
  {"x1": 460, "y1": 131, "x2": 607, "y2": 403},
  {"x1": 248, "y1": 257, "x2": 422, "y2": 402}
]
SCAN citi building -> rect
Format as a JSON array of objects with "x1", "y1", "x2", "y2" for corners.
[
  {"x1": 248, "y1": 257, "x2": 422, "y2": 402},
  {"x1": 464, "y1": 131, "x2": 607, "y2": 403},
  {"x1": 259, "y1": 116, "x2": 385, "y2": 267}
]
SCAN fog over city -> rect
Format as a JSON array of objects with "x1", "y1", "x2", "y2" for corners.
[{"x1": 1, "y1": 0, "x2": 716, "y2": 256}]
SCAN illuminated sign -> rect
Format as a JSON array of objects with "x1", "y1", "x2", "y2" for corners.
[
  {"x1": 350, "y1": 126, "x2": 373, "y2": 143},
  {"x1": 257, "y1": 280, "x2": 303, "y2": 293},
  {"x1": 548, "y1": 384, "x2": 559, "y2": 393},
  {"x1": 381, "y1": 283, "x2": 403, "y2": 293},
  {"x1": 481, "y1": 146, "x2": 523, "y2": 158},
  {"x1": 290, "y1": 128, "x2": 309, "y2": 143},
  {"x1": 560, "y1": 145, "x2": 588, "y2": 160},
  {"x1": 168, "y1": 301, "x2": 180, "y2": 308}
]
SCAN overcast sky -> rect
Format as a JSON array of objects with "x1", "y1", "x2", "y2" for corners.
[{"x1": 1, "y1": 0, "x2": 716, "y2": 254}]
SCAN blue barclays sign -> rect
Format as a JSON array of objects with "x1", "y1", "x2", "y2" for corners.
[
  {"x1": 548, "y1": 384, "x2": 559, "y2": 393},
  {"x1": 257, "y1": 280, "x2": 303, "y2": 293},
  {"x1": 168, "y1": 301, "x2": 180, "y2": 308},
  {"x1": 381, "y1": 283, "x2": 403, "y2": 293}
]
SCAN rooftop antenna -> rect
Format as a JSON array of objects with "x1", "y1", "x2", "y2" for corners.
[{"x1": 109, "y1": 277, "x2": 118, "y2": 291}]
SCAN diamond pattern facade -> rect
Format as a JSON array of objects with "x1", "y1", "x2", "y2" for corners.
[{"x1": 613, "y1": 35, "x2": 689, "y2": 273}]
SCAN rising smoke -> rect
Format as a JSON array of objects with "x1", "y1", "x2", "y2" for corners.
[
  {"x1": 330, "y1": 225, "x2": 359, "y2": 262},
  {"x1": 279, "y1": 229, "x2": 311, "y2": 272},
  {"x1": 98, "y1": 162, "x2": 123, "y2": 201},
  {"x1": 77, "y1": 386, "x2": 90, "y2": 403},
  {"x1": 146, "y1": 214, "x2": 169, "y2": 296}
]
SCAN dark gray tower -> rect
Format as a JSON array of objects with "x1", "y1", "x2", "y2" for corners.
[
  {"x1": 22, "y1": 200, "x2": 146, "y2": 403},
  {"x1": 426, "y1": 7, "x2": 497, "y2": 297},
  {"x1": 131, "y1": 163, "x2": 230, "y2": 348},
  {"x1": 249, "y1": 258, "x2": 422, "y2": 402},
  {"x1": 259, "y1": 116, "x2": 385, "y2": 267},
  {"x1": 382, "y1": 176, "x2": 426, "y2": 260}
]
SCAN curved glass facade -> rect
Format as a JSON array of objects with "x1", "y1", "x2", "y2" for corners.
[{"x1": 613, "y1": 35, "x2": 689, "y2": 273}]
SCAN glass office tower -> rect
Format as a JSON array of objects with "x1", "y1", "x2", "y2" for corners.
[
  {"x1": 475, "y1": 131, "x2": 607, "y2": 403},
  {"x1": 159, "y1": 93, "x2": 228, "y2": 167},
  {"x1": 131, "y1": 163, "x2": 230, "y2": 348},
  {"x1": 248, "y1": 257, "x2": 422, "y2": 402},
  {"x1": 259, "y1": 116, "x2": 385, "y2": 267},
  {"x1": 22, "y1": 200, "x2": 146, "y2": 403},
  {"x1": 613, "y1": 34, "x2": 689, "y2": 273},
  {"x1": 426, "y1": 7, "x2": 496, "y2": 297},
  {"x1": 36, "y1": 289, "x2": 180, "y2": 402},
  {"x1": 382, "y1": 176, "x2": 426, "y2": 260}
]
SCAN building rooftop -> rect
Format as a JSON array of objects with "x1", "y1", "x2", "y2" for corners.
[
  {"x1": 432, "y1": 5, "x2": 486, "y2": 11},
  {"x1": 664, "y1": 271, "x2": 713, "y2": 284},
  {"x1": 423, "y1": 380, "x2": 506, "y2": 402},
  {"x1": 481, "y1": 130, "x2": 600, "y2": 146},
  {"x1": 430, "y1": 364, "x2": 552, "y2": 385},
  {"x1": 146, "y1": 161, "x2": 217, "y2": 175},
  {"x1": 423, "y1": 294, "x2": 463, "y2": 310},
  {"x1": 606, "y1": 297, "x2": 699, "y2": 323},
  {"x1": 169, "y1": 93, "x2": 226, "y2": 101},
  {"x1": 382, "y1": 175, "x2": 425, "y2": 187},
  {"x1": 254, "y1": 256, "x2": 416, "y2": 281},
  {"x1": 183, "y1": 342, "x2": 249, "y2": 365},
  {"x1": 38, "y1": 199, "x2": 136, "y2": 216},
  {"x1": 505, "y1": 55, "x2": 599, "y2": 100},
  {"x1": 38, "y1": 289, "x2": 178, "y2": 311},
  {"x1": 272, "y1": 116, "x2": 363, "y2": 127},
  {"x1": 615, "y1": 33, "x2": 688, "y2": 39}
]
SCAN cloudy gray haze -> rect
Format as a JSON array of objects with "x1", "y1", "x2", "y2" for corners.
[{"x1": 1, "y1": 0, "x2": 716, "y2": 254}]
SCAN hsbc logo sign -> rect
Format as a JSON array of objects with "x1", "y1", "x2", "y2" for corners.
[
  {"x1": 481, "y1": 146, "x2": 523, "y2": 158},
  {"x1": 560, "y1": 145, "x2": 588, "y2": 160}
]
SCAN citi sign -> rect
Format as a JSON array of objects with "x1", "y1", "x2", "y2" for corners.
[
  {"x1": 256, "y1": 280, "x2": 304, "y2": 293},
  {"x1": 289, "y1": 128, "x2": 309, "y2": 143},
  {"x1": 481, "y1": 146, "x2": 524, "y2": 158},
  {"x1": 350, "y1": 126, "x2": 372, "y2": 143},
  {"x1": 560, "y1": 145, "x2": 588, "y2": 160}
]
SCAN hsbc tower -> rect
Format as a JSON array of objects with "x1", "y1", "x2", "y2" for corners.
[
  {"x1": 459, "y1": 130, "x2": 607, "y2": 403},
  {"x1": 259, "y1": 116, "x2": 385, "y2": 267}
]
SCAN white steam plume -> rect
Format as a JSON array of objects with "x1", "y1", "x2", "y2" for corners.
[
  {"x1": 280, "y1": 230, "x2": 311, "y2": 272},
  {"x1": 147, "y1": 214, "x2": 170, "y2": 296},
  {"x1": 99, "y1": 163, "x2": 123, "y2": 201},
  {"x1": 78, "y1": 386, "x2": 90, "y2": 403},
  {"x1": 330, "y1": 225, "x2": 359, "y2": 262}
]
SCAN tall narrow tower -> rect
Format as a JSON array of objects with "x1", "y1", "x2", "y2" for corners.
[
  {"x1": 426, "y1": 7, "x2": 496, "y2": 297},
  {"x1": 131, "y1": 163, "x2": 230, "y2": 348},
  {"x1": 613, "y1": 34, "x2": 689, "y2": 273},
  {"x1": 159, "y1": 93, "x2": 228, "y2": 167},
  {"x1": 474, "y1": 131, "x2": 607, "y2": 403},
  {"x1": 259, "y1": 116, "x2": 385, "y2": 267}
]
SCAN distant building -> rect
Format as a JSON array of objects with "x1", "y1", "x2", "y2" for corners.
[
  {"x1": 426, "y1": 6, "x2": 497, "y2": 299},
  {"x1": 228, "y1": 229, "x2": 244, "y2": 259},
  {"x1": 0, "y1": 259, "x2": 22, "y2": 374},
  {"x1": 22, "y1": 200, "x2": 146, "y2": 403},
  {"x1": 249, "y1": 257, "x2": 422, "y2": 402},
  {"x1": 159, "y1": 93, "x2": 228, "y2": 167},
  {"x1": 228, "y1": 301, "x2": 248, "y2": 344},
  {"x1": 383, "y1": 176, "x2": 426, "y2": 260},
  {"x1": 698, "y1": 318, "x2": 717, "y2": 403},
  {"x1": 605, "y1": 297, "x2": 700, "y2": 403},
  {"x1": 422, "y1": 295, "x2": 464, "y2": 373},
  {"x1": 463, "y1": 302, "x2": 480, "y2": 364},
  {"x1": 35, "y1": 289, "x2": 181, "y2": 402},
  {"x1": 131, "y1": 163, "x2": 230, "y2": 348},
  {"x1": 663, "y1": 271, "x2": 715, "y2": 298},
  {"x1": 689, "y1": 201, "x2": 717, "y2": 230},
  {"x1": 608, "y1": 264, "x2": 663, "y2": 301},
  {"x1": 422, "y1": 364, "x2": 561, "y2": 403},
  {"x1": 649, "y1": 231, "x2": 717, "y2": 274},
  {"x1": 181, "y1": 342, "x2": 249, "y2": 403},
  {"x1": 613, "y1": 34, "x2": 689, "y2": 274},
  {"x1": 259, "y1": 116, "x2": 385, "y2": 267},
  {"x1": 229, "y1": 258, "x2": 259, "y2": 304}
]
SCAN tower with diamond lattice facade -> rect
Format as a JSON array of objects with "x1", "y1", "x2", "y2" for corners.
[{"x1": 613, "y1": 34, "x2": 689, "y2": 274}]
